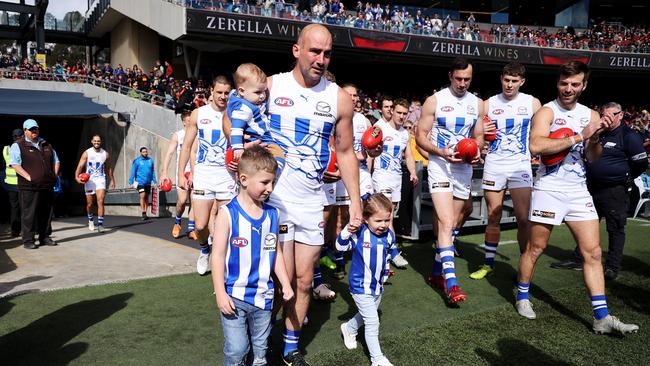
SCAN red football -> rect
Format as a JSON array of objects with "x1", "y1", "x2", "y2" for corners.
[
  {"x1": 78, "y1": 172, "x2": 90, "y2": 183},
  {"x1": 540, "y1": 127, "x2": 574, "y2": 166},
  {"x1": 184, "y1": 171, "x2": 190, "y2": 180},
  {"x1": 483, "y1": 116, "x2": 497, "y2": 142},
  {"x1": 326, "y1": 149, "x2": 337, "y2": 172},
  {"x1": 160, "y1": 178, "x2": 172, "y2": 192},
  {"x1": 362, "y1": 126, "x2": 383, "y2": 150},
  {"x1": 455, "y1": 138, "x2": 479, "y2": 163},
  {"x1": 225, "y1": 146, "x2": 234, "y2": 166}
]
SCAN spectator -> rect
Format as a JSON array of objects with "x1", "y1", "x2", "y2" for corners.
[
  {"x1": 128, "y1": 146, "x2": 157, "y2": 220},
  {"x1": 2, "y1": 128, "x2": 23, "y2": 237},
  {"x1": 8, "y1": 119, "x2": 60, "y2": 249}
]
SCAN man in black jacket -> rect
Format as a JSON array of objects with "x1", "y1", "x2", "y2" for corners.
[
  {"x1": 8, "y1": 119, "x2": 61, "y2": 249},
  {"x1": 551, "y1": 102, "x2": 649, "y2": 280}
]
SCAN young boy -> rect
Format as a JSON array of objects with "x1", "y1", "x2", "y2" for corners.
[
  {"x1": 227, "y1": 63, "x2": 285, "y2": 169},
  {"x1": 211, "y1": 145, "x2": 294, "y2": 365}
]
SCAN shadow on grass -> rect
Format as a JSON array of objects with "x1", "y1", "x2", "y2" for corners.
[
  {"x1": 607, "y1": 280, "x2": 650, "y2": 316},
  {"x1": 0, "y1": 275, "x2": 52, "y2": 297},
  {"x1": 0, "y1": 292, "x2": 133, "y2": 365},
  {"x1": 475, "y1": 338, "x2": 573, "y2": 366}
]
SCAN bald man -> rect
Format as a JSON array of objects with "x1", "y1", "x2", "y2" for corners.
[{"x1": 267, "y1": 24, "x2": 361, "y2": 366}]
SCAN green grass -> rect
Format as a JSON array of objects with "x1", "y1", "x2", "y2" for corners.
[{"x1": 1, "y1": 220, "x2": 649, "y2": 365}]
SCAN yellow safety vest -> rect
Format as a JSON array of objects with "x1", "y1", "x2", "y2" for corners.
[{"x1": 3, "y1": 145, "x2": 17, "y2": 185}]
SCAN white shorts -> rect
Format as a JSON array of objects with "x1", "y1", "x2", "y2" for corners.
[
  {"x1": 427, "y1": 156, "x2": 472, "y2": 200},
  {"x1": 360, "y1": 169, "x2": 374, "y2": 198},
  {"x1": 269, "y1": 194, "x2": 325, "y2": 246},
  {"x1": 323, "y1": 182, "x2": 337, "y2": 206},
  {"x1": 372, "y1": 170, "x2": 402, "y2": 203},
  {"x1": 192, "y1": 164, "x2": 236, "y2": 201},
  {"x1": 335, "y1": 180, "x2": 351, "y2": 206},
  {"x1": 482, "y1": 159, "x2": 532, "y2": 191},
  {"x1": 84, "y1": 178, "x2": 106, "y2": 195},
  {"x1": 529, "y1": 189, "x2": 598, "y2": 225}
]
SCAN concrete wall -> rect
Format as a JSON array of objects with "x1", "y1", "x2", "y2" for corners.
[
  {"x1": 112, "y1": 0, "x2": 186, "y2": 40},
  {"x1": 111, "y1": 18, "x2": 161, "y2": 72}
]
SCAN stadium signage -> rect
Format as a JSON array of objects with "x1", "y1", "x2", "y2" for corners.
[
  {"x1": 431, "y1": 41, "x2": 481, "y2": 57},
  {"x1": 608, "y1": 56, "x2": 650, "y2": 68},
  {"x1": 205, "y1": 15, "x2": 272, "y2": 35}
]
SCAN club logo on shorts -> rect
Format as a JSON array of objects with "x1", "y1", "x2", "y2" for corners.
[
  {"x1": 263, "y1": 234, "x2": 277, "y2": 251},
  {"x1": 274, "y1": 97, "x2": 294, "y2": 107},
  {"x1": 279, "y1": 224, "x2": 289, "y2": 234},
  {"x1": 554, "y1": 118, "x2": 567, "y2": 126},
  {"x1": 318, "y1": 221, "x2": 326, "y2": 228},
  {"x1": 517, "y1": 107, "x2": 528, "y2": 115},
  {"x1": 492, "y1": 109, "x2": 504, "y2": 115},
  {"x1": 483, "y1": 180, "x2": 496, "y2": 186},
  {"x1": 431, "y1": 182, "x2": 451, "y2": 188},
  {"x1": 199, "y1": 119, "x2": 211, "y2": 125},
  {"x1": 467, "y1": 105, "x2": 476, "y2": 115},
  {"x1": 231, "y1": 237, "x2": 249, "y2": 247},
  {"x1": 532, "y1": 210, "x2": 556, "y2": 219},
  {"x1": 441, "y1": 106, "x2": 454, "y2": 112}
]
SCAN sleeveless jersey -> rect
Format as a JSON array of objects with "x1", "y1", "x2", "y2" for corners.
[
  {"x1": 86, "y1": 148, "x2": 107, "y2": 179},
  {"x1": 352, "y1": 112, "x2": 371, "y2": 172},
  {"x1": 534, "y1": 99, "x2": 592, "y2": 192},
  {"x1": 175, "y1": 128, "x2": 190, "y2": 177},
  {"x1": 196, "y1": 104, "x2": 228, "y2": 167},
  {"x1": 485, "y1": 92, "x2": 534, "y2": 164},
  {"x1": 374, "y1": 120, "x2": 409, "y2": 177},
  {"x1": 224, "y1": 198, "x2": 279, "y2": 310},
  {"x1": 268, "y1": 72, "x2": 338, "y2": 201},
  {"x1": 336, "y1": 224, "x2": 396, "y2": 295}
]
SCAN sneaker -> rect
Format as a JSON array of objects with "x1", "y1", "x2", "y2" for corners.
[
  {"x1": 333, "y1": 269, "x2": 346, "y2": 280},
  {"x1": 446, "y1": 285, "x2": 466, "y2": 304},
  {"x1": 312, "y1": 283, "x2": 336, "y2": 301},
  {"x1": 426, "y1": 274, "x2": 446, "y2": 290},
  {"x1": 470, "y1": 264, "x2": 494, "y2": 280},
  {"x1": 282, "y1": 350, "x2": 310, "y2": 366},
  {"x1": 549, "y1": 259, "x2": 582, "y2": 271},
  {"x1": 319, "y1": 255, "x2": 337, "y2": 270},
  {"x1": 340, "y1": 323, "x2": 357, "y2": 349},
  {"x1": 97, "y1": 225, "x2": 104, "y2": 233},
  {"x1": 142, "y1": 215, "x2": 149, "y2": 221},
  {"x1": 197, "y1": 252, "x2": 210, "y2": 275},
  {"x1": 604, "y1": 268, "x2": 618, "y2": 282},
  {"x1": 371, "y1": 357, "x2": 394, "y2": 366},
  {"x1": 515, "y1": 300, "x2": 536, "y2": 320},
  {"x1": 593, "y1": 315, "x2": 639, "y2": 335},
  {"x1": 391, "y1": 252, "x2": 409, "y2": 269},
  {"x1": 187, "y1": 231, "x2": 198, "y2": 241},
  {"x1": 88, "y1": 221, "x2": 95, "y2": 231},
  {"x1": 171, "y1": 224, "x2": 181, "y2": 238}
]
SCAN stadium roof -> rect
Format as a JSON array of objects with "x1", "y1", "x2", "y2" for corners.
[{"x1": 0, "y1": 89, "x2": 114, "y2": 117}]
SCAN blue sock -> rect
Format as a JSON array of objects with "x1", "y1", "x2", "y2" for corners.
[
  {"x1": 334, "y1": 251, "x2": 345, "y2": 271},
  {"x1": 87, "y1": 214, "x2": 93, "y2": 222},
  {"x1": 517, "y1": 281, "x2": 530, "y2": 301},
  {"x1": 175, "y1": 215, "x2": 182, "y2": 225},
  {"x1": 439, "y1": 245, "x2": 458, "y2": 289},
  {"x1": 187, "y1": 220, "x2": 195, "y2": 232},
  {"x1": 97, "y1": 216, "x2": 104, "y2": 226},
  {"x1": 591, "y1": 295, "x2": 609, "y2": 320},
  {"x1": 313, "y1": 266, "x2": 323, "y2": 288},
  {"x1": 484, "y1": 241, "x2": 498, "y2": 268},
  {"x1": 282, "y1": 329, "x2": 300, "y2": 356},
  {"x1": 200, "y1": 241, "x2": 210, "y2": 254}
]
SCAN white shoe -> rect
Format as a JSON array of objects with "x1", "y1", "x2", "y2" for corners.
[
  {"x1": 593, "y1": 315, "x2": 639, "y2": 335},
  {"x1": 371, "y1": 357, "x2": 394, "y2": 366},
  {"x1": 391, "y1": 252, "x2": 409, "y2": 269},
  {"x1": 516, "y1": 300, "x2": 536, "y2": 320},
  {"x1": 197, "y1": 252, "x2": 210, "y2": 275},
  {"x1": 88, "y1": 221, "x2": 95, "y2": 231},
  {"x1": 97, "y1": 225, "x2": 104, "y2": 233},
  {"x1": 340, "y1": 322, "x2": 357, "y2": 350},
  {"x1": 312, "y1": 283, "x2": 336, "y2": 301}
]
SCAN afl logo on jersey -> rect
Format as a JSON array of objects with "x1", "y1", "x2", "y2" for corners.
[
  {"x1": 274, "y1": 97, "x2": 294, "y2": 107},
  {"x1": 384, "y1": 136, "x2": 394, "y2": 142},
  {"x1": 554, "y1": 118, "x2": 567, "y2": 126},
  {"x1": 199, "y1": 119, "x2": 211, "y2": 125},
  {"x1": 492, "y1": 109, "x2": 504, "y2": 115},
  {"x1": 441, "y1": 106, "x2": 454, "y2": 112},
  {"x1": 231, "y1": 237, "x2": 249, "y2": 247}
]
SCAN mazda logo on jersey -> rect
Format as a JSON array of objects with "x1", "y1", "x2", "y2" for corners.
[
  {"x1": 467, "y1": 105, "x2": 476, "y2": 115},
  {"x1": 231, "y1": 237, "x2": 249, "y2": 247},
  {"x1": 517, "y1": 107, "x2": 528, "y2": 115},
  {"x1": 492, "y1": 109, "x2": 504, "y2": 115},
  {"x1": 316, "y1": 101, "x2": 331, "y2": 113},
  {"x1": 263, "y1": 234, "x2": 277, "y2": 250},
  {"x1": 274, "y1": 97, "x2": 294, "y2": 107},
  {"x1": 554, "y1": 118, "x2": 567, "y2": 126},
  {"x1": 200, "y1": 119, "x2": 211, "y2": 124},
  {"x1": 441, "y1": 106, "x2": 454, "y2": 112}
]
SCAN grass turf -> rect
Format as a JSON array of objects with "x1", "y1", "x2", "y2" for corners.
[{"x1": 1, "y1": 219, "x2": 649, "y2": 365}]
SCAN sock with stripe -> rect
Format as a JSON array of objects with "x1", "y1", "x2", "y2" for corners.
[
  {"x1": 87, "y1": 214, "x2": 93, "y2": 223},
  {"x1": 97, "y1": 216, "x2": 104, "y2": 226},
  {"x1": 174, "y1": 215, "x2": 182, "y2": 225},
  {"x1": 187, "y1": 220, "x2": 195, "y2": 232},
  {"x1": 282, "y1": 329, "x2": 300, "y2": 356},
  {"x1": 517, "y1": 281, "x2": 530, "y2": 301},
  {"x1": 591, "y1": 295, "x2": 609, "y2": 320},
  {"x1": 484, "y1": 241, "x2": 498, "y2": 268},
  {"x1": 439, "y1": 245, "x2": 458, "y2": 289},
  {"x1": 200, "y1": 240, "x2": 210, "y2": 255},
  {"x1": 313, "y1": 266, "x2": 323, "y2": 288},
  {"x1": 334, "y1": 251, "x2": 345, "y2": 272}
]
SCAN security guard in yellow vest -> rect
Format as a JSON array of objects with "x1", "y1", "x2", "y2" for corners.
[{"x1": 3, "y1": 129, "x2": 23, "y2": 236}]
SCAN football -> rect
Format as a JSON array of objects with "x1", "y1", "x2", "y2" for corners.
[
  {"x1": 455, "y1": 138, "x2": 479, "y2": 163},
  {"x1": 483, "y1": 116, "x2": 497, "y2": 142},
  {"x1": 78, "y1": 172, "x2": 90, "y2": 183},
  {"x1": 160, "y1": 178, "x2": 172, "y2": 192},
  {"x1": 540, "y1": 127, "x2": 574, "y2": 166},
  {"x1": 225, "y1": 146, "x2": 234, "y2": 165},
  {"x1": 326, "y1": 149, "x2": 337, "y2": 172},
  {"x1": 362, "y1": 126, "x2": 383, "y2": 150}
]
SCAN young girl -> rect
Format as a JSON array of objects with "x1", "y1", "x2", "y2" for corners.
[{"x1": 336, "y1": 193, "x2": 398, "y2": 366}]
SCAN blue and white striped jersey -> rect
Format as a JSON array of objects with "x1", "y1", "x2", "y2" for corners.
[
  {"x1": 86, "y1": 147, "x2": 106, "y2": 179},
  {"x1": 336, "y1": 224, "x2": 397, "y2": 295},
  {"x1": 485, "y1": 92, "x2": 534, "y2": 163},
  {"x1": 223, "y1": 197, "x2": 279, "y2": 310},
  {"x1": 227, "y1": 90, "x2": 274, "y2": 150},
  {"x1": 373, "y1": 119, "x2": 409, "y2": 176},
  {"x1": 430, "y1": 87, "x2": 479, "y2": 149},
  {"x1": 196, "y1": 104, "x2": 228, "y2": 167}
]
